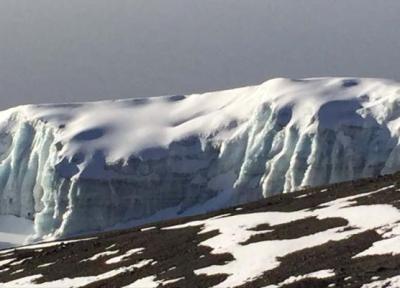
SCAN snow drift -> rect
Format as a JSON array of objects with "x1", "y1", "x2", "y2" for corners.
[{"x1": 1, "y1": 77, "x2": 400, "y2": 241}]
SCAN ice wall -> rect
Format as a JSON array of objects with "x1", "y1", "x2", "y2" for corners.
[{"x1": 1, "y1": 77, "x2": 400, "y2": 241}]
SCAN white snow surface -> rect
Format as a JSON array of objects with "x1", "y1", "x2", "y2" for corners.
[
  {"x1": 80, "y1": 250, "x2": 119, "y2": 262},
  {"x1": 355, "y1": 223, "x2": 400, "y2": 257},
  {"x1": 362, "y1": 275, "x2": 400, "y2": 288},
  {"x1": 123, "y1": 275, "x2": 159, "y2": 288},
  {"x1": 162, "y1": 185, "x2": 400, "y2": 288},
  {"x1": 105, "y1": 248, "x2": 144, "y2": 265},
  {"x1": 0, "y1": 216, "x2": 33, "y2": 249},
  {"x1": 1, "y1": 77, "x2": 400, "y2": 241}
]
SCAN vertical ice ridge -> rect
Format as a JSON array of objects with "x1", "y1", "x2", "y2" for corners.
[
  {"x1": 234, "y1": 103, "x2": 275, "y2": 197},
  {"x1": 0, "y1": 122, "x2": 35, "y2": 217},
  {"x1": 302, "y1": 131, "x2": 324, "y2": 187},
  {"x1": 382, "y1": 141, "x2": 400, "y2": 175},
  {"x1": 262, "y1": 126, "x2": 299, "y2": 196},
  {"x1": 284, "y1": 132, "x2": 313, "y2": 193}
]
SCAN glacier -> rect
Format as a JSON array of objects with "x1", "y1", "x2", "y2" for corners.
[{"x1": 1, "y1": 77, "x2": 400, "y2": 242}]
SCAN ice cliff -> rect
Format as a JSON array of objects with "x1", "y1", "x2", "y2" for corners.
[{"x1": 1, "y1": 77, "x2": 400, "y2": 241}]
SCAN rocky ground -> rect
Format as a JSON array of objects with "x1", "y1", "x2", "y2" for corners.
[{"x1": 1, "y1": 173, "x2": 400, "y2": 287}]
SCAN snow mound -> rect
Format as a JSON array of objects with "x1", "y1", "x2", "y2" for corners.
[{"x1": 1, "y1": 77, "x2": 400, "y2": 241}]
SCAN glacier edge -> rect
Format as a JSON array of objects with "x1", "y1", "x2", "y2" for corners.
[{"x1": 0, "y1": 77, "x2": 400, "y2": 241}]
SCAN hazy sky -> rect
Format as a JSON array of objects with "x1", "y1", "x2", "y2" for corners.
[{"x1": 1, "y1": 0, "x2": 400, "y2": 110}]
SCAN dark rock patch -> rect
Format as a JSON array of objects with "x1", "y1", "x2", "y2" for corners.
[{"x1": 243, "y1": 217, "x2": 348, "y2": 244}]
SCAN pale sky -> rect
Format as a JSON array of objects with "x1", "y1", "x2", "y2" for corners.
[{"x1": 1, "y1": 0, "x2": 400, "y2": 110}]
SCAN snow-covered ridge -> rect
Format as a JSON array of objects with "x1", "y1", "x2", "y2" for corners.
[{"x1": 1, "y1": 77, "x2": 400, "y2": 241}]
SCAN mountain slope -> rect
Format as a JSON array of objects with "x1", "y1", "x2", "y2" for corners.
[
  {"x1": 1, "y1": 77, "x2": 400, "y2": 241},
  {"x1": 1, "y1": 173, "x2": 400, "y2": 287}
]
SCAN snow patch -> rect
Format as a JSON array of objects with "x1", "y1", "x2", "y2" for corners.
[
  {"x1": 123, "y1": 275, "x2": 159, "y2": 288},
  {"x1": 37, "y1": 262, "x2": 56, "y2": 268},
  {"x1": 186, "y1": 186, "x2": 400, "y2": 287},
  {"x1": 80, "y1": 250, "x2": 119, "y2": 262},
  {"x1": 106, "y1": 248, "x2": 145, "y2": 265},
  {"x1": 355, "y1": 223, "x2": 400, "y2": 257},
  {"x1": 362, "y1": 275, "x2": 400, "y2": 288}
]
